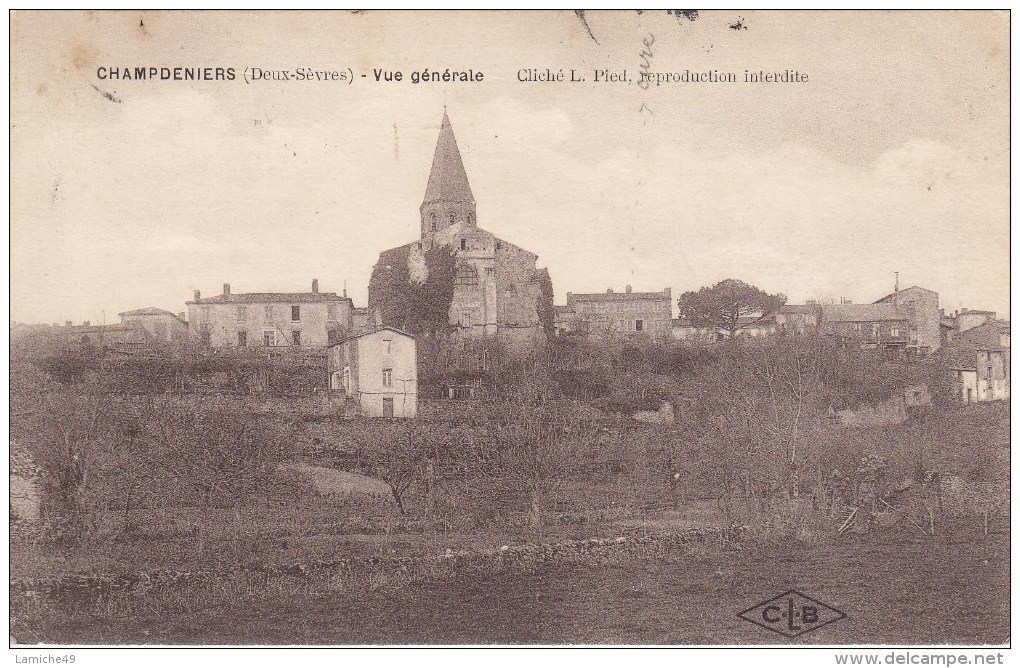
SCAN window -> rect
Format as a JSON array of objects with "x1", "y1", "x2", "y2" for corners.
[
  {"x1": 635, "y1": 319, "x2": 644, "y2": 332},
  {"x1": 200, "y1": 306, "x2": 211, "y2": 322},
  {"x1": 237, "y1": 331, "x2": 247, "y2": 347},
  {"x1": 291, "y1": 305, "x2": 300, "y2": 322},
  {"x1": 343, "y1": 367, "x2": 351, "y2": 393},
  {"x1": 263, "y1": 331, "x2": 275, "y2": 347},
  {"x1": 237, "y1": 305, "x2": 247, "y2": 320},
  {"x1": 467, "y1": 213, "x2": 474, "y2": 225},
  {"x1": 454, "y1": 265, "x2": 478, "y2": 286},
  {"x1": 486, "y1": 267, "x2": 495, "y2": 278},
  {"x1": 292, "y1": 331, "x2": 301, "y2": 346},
  {"x1": 430, "y1": 213, "x2": 437, "y2": 232},
  {"x1": 461, "y1": 311, "x2": 473, "y2": 329},
  {"x1": 327, "y1": 304, "x2": 338, "y2": 321},
  {"x1": 460, "y1": 238, "x2": 467, "y2": 251},
  {"x1": 450, "y1": 212, "x2": 457, "y2": 224},
  {"x1": 383, "y1": 338, "x2": 392, "y2": 354},
  {"x1": 382, "y1": 368, "x2": 393, "y2": 387},
  {"x1": 264, "y1": 305, "x2": 273, "y2": 321}
]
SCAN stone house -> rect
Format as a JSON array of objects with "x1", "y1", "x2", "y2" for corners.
[
  {"x1": 558, "y1": 286, "x2": 673, "y2": 339},
  {"x1": 369, "y1": 112, "x2": 550, "y2": 339},
  {"x1": 955, "y1": 308, "x2": 999, "y2": 334},
  {"x1": 820, "y1": 303, "x2": 910, "y2": 353},
  {"x1": 59, "y1": 322, "x2": 148, "y2": 352},
  {"x1": 118, "y1": 307, "x2": 190, "y2": 344},
  {"x1": 328, "y1": 326, "x2": 417, "y2": 418},
  {"x1": 187, "y1": 280, "x2": 354, "y2": 348},
  {"x1": 671, "y1": 313, "x2": 778, "y2": 343},
  {"x1": 775, "y1": 303, "x2": 822, "y2": 334},
  {"x1": 873, "y1": 285, "x2": 941, "y2": 354},
  {"x1": 945, "y1": 319, "x2": 1010, "y2": 403},
  {"x1": 948, "y1": 348, "x2": 1009, "y2": 403}
]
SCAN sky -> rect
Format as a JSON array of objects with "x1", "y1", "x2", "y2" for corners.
[{"x1": 10, "y1": 10, "x2": 1010, "y2": 325}]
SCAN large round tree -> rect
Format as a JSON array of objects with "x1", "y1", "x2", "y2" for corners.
[{"x1": 677, "y1": 278, "x2": 787, "y2": 340}]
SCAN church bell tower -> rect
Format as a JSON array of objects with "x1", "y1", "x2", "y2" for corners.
[{"x1": 420, "y1": 111, "x2": 477, "y2": 240}]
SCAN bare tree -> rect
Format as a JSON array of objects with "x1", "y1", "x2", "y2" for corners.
[{"x1": 486, "y1": 389, "x2": 599, "y2": 532}]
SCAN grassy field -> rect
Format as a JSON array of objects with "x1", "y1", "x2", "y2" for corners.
[{"x1": 15, "y1": 519, "x2": 1008, "y2": 646}]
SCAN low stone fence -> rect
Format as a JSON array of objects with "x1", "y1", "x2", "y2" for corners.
[{"x1": 11, "y1": 526, "x2": 744, "y2": 610}]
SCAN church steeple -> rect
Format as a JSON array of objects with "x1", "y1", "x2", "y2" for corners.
[{"x1": 420, "y1": 111, "x2": 477, "y2": 239}]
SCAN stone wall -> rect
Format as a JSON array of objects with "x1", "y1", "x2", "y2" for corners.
[{"x1": 10, "y1": 526, "x2": 743, "y2": 609}]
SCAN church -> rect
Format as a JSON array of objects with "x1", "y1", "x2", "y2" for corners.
[{"x1": 369, "y1": 112, "x2": 553, "y2": 338}]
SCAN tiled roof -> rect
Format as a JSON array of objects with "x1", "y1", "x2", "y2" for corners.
[
  {"x1": 119, "y1": 307, "x2": 185, "y2": 323},
  {"x1": 821, "y1": 303, "x2": 908, "y2": 323},
  {"x1": 331, "y1": 325, "x2": 415, "y2": 345},
  {"x1": 189, "y1": 292, "x2": 350, "y2": 305},
  {"x1": 874, "y1": 286, "x2": 937, "y2": 303},
  {"x1": 673, "y1": 315, "x2": 774, "y2": 328},
  {"x1": 568, "y1": 290, "x2": 670, "y2": 304},
  {"x1": 958, "y1": 321, "x2": 1009, "y2": 350},
  {"x1": 119, "y1": 307, "x2": 174, "y2": 317},
  {"x1": 63, "y1": 323, "x2": 142, "y2": 333},
  {"x1": 780, "y1": 304, "x2": 821, "y2": 314}
]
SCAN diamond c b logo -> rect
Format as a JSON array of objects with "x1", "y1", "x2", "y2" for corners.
[{"x1": 738, "y1": 590, "x2": 845, "y2": 638}]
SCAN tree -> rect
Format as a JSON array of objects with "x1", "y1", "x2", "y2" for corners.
[
  {"x1": 486, "y1": 390, "x2": 598, "y2": 532},
  {"x1": 535, "y1": 268, "x2": 556, "y2": 336},
  {"x1": 677, "y1": 278, "x2": 786, "y2": 340},
  {"x1": 367, "y1": 244, "x2": 457, "y2": 336}
]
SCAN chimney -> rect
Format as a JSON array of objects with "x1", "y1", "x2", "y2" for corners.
[
  {"x1": 625, "y1": 285, "x2": 632, "y2": 294},
  {"x1": 223, "y1": 283, "x2": 231, "y2": 296},
  {"x1": 193, "y1": 289, "x2": 201, "y2": 302},
  {"x1": 312, "y1": 278, "x2": 319, "y2": 294}
]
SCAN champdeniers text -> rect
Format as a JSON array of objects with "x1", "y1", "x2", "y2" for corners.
[{"x1": 97, "y1": 66, "x2": 235, "y2": 81}]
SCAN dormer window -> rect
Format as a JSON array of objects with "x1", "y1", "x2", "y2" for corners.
[{"x1": 449, "y1": 212, "x2": 457, "y2": 224}]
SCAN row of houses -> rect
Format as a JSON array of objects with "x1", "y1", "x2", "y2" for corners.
[
  {"x1": 552, "y1": 283, "x2": 1009, "y2": 403},
  {"x1": 13, "y1": 110, "x2": 1008, "y2": 412}
]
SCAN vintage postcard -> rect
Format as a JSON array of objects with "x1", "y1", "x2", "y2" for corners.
[{"x1": 8, "y1": 9, "x2": 1010, "y2": 656}]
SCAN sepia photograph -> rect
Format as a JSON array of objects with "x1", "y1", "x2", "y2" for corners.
[{"x1": 8, "y1": 9, "x2": 1011, "y2": 654}]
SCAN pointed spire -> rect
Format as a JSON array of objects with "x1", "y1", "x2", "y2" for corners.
[{"x1": 423, "y1": 111, "x2": 474, "y2": 205}]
